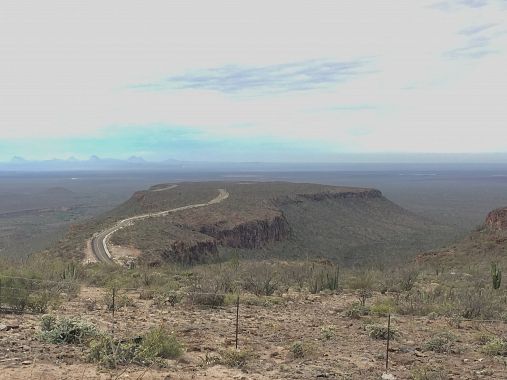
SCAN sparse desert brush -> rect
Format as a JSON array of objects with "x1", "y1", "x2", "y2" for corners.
[
  {"x1": 289, "y1": 340, "x2": 314, "y2": 359},
  {"x1": 242, "y1": 264, "x2": 279, "y2": 296},
  {"x1": 481, "y1": 337, "x2": 507, "y2": 356},
  {"x1": 447, "y1": 314, "x2": 463, "y2": 329},
  {"x1": 411, "y1": 366, "x2": 448, "y2": 380},
  {"x1": 473, "y1": 332, "x2": 495, "y2": 345},
  {"x1": 379, "y1": 267, "x2": 419, "y2": 294},
  {"x1": 0, "y1": 275, "x2": 63, "y2": 314},
  {"x1": 395, "y1": 290, "x2": 435, "y2": 316},
  {"x1": 102, "y1": 288, "x2": 135, "y2": 310},
  {"x1": 348, "y1": 270, "x2": 375, "y2": 306},
  {"x1": 138, "y1": 326, "x2": 183, "y2": 360},
  {"x1": 38, "y1": 316, "x2": 98, "y2": 345},
  {"x1": 164, "y1": 290, "x2": 184, "y2": 306},
  {"x1": 226, "y1": 293, "x2": 283, "y2": 307},
  {"x1": 289, "y1": 341, "x2": 305, "y2": 358},
  {"x1": 320, "y1": 325, "x2": 335, "y2": 340},
  {"x1": 188, "y1": 291, "x2": 225, "y2": 308},
  {"x1": 344, "y1": 302, "x2": 370, "y2": 319},
  {"x1": 88, "y1": 327, "x2": 182, "y2": 368},
  {"x1": 365, "y1": 323, "x2": 397, "y2": 340},
  {"x1": 28, "y1": 290, "x2": 60, "y2": 313},
  {"x1": 423, "y1": 332, "x2": 458, "y2": 353},
  {"x1": 370, "y1": 298, "x2": 396, "y2": 316},
  {"x1": 457, "y1": 288, "x2": 502, "y2": 320},
  {"x1": 139, "y1": 288, "x2": 156, "y2": 300},
  {"x1": 220, "y1": 349, "x2": 250, "y2": 368}
]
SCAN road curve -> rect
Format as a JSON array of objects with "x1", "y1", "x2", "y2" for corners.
[{"x1": 90, "y1": 189, "x2": 229, "y2": 263}]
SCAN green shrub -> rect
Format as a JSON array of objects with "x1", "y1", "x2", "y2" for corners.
[
  {"x1": 88, "y1": 335, "x2": 136, "y2": 368},
  {"x1": 28, "y1": 291, "x2": 59, "y2": 313},
  {"x1": 365, "y1": 324, "x2": 397, "y2": 340},
  {"x1": 88, "y1": 327, "x2": 182, "y2": 368},
  {"x1": 40, "y1": 314, "x2": 56, "y2": 331},
  {"x1": 423, "y1": 332, "x2": 458, "y2": 353},
  {"x1": 290, "y1": 341, "x2": 305, "y2": 358},
  {"x1": 344, "y1": 302, "x2": 370, "y2": 319},
  {"x1": 38, "y1": 317, "x2": 98, "y2": 345},
  {"x1": 138, "y1": 327, "x2": 182, "y2": 360},
  {"x1": 321, "y1": 325, "x2": 334, "y2": 340}
]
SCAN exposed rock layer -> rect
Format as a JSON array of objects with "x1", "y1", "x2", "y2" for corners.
[
  {"x1": 161, "y1": 239, "x2": 218, "y2": 264},
  {"x1": 486, "y1": 207, "x2": 507, "y2": 230},
  {"x1": 200, "y1": 214, "x2": 291, "y2": 249}
]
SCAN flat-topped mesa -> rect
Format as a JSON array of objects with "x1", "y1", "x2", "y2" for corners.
[
  {"x1": 296, "y1": 188, "x2": 382, "y2": 201},
  {"x1": 485, "y1": 207, "x2": 507, "y2": 230},
  {"x1": 274, "y1": 188, "x2": 382, "y2": 205}
]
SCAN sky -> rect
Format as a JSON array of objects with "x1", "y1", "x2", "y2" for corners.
[{"x1": 1, "y1": 0, "x2": 507, "y2": 162}]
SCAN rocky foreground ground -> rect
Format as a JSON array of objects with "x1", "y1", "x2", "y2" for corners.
[{"x1": 0, "y1": 287, "x2": 506, "y2": 379}]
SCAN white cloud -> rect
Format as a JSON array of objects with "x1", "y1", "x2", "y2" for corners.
[{"x1": 0, "y1": 0, "x2": 506, "y2": 156}]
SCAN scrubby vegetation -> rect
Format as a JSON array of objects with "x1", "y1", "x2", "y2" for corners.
[
  {"x1": 423, "y1": 332, "x2": 459, "y2": 354},
  {"x1": 4, "y1": 204, "x2": 507, "y2": 378},
  {"x1": 365, "y1": 323, "x2": 397, "y2": 340},
  {"x1": 88, "y1": 327, "x2": 182, "y2": 368},
  {"x1": 38, "y1": 315, "x2": 98, "y2": 345}
]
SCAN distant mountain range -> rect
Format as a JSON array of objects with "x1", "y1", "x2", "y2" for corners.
[
  {"x1": 0, "y1": 156, "x2": 173, "y2": 171},
  {"x1": 2, "y1": 154, "x2": 507, "y2": 172}
]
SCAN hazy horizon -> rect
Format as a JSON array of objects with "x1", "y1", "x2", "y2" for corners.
[{"x1": 1, "y1": 1, "x2": 507, "y2": 161}]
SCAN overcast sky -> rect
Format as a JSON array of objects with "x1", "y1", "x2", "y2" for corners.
[{"x1": 1, "y1": 0, "x2": 506, "y2": 161}]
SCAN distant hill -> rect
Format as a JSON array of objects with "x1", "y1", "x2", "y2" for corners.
[
  {"x1": 417, "y1": 205, "x2": 507, "y2": 271},
  {"x1": 76, "y1": 181, "x2": 456, "y2": 266}
]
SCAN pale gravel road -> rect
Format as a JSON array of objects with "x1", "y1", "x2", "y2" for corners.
[{"x1": 91, "y1": 189, "x2": 229, "y2": 263}]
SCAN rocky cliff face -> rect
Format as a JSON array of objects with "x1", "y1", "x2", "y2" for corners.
[
  {"x1": 485, "y1": 207, "x2": 507, "y2": 230},
  {"x1": 200, "y1": 214, "x2": 291, "y2": 249},
  {"x1": 160, "y1": 239, "x2": 218, "y2": 264}
]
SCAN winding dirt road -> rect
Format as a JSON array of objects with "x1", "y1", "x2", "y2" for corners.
[{"x1": 90, "y1": 189, "x2": 229, "y2": 263}]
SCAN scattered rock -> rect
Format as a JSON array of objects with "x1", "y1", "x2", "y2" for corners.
[
  {"x1": 21, "y1": 360, "x2": 32, "y2": 365},
  {"x1": 381, "y1": 373, "x2": 395, "y2": 380},
  {"x1": 0, "y1": 324, "x2": 19, "y2": 332}
]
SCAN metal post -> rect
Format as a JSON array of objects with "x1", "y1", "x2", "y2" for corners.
[
  {"x1": 235, "y1": 293, "x2": 240, "y2": 349},
  {"x1": 112, "y1": 287, "x2": 116, "y2": 336},
  {"x1": 0, "y1": 278, "x2": 2, "y2": 314},
  {"x1": 386, "y1": 314, "x2": 391, "y2": 370}
]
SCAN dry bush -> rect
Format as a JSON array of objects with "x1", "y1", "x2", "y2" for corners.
[{"x1": 423, "y1": 332, "x2": 459, "y2": 353}]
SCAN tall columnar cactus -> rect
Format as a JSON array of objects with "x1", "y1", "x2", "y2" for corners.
[
  {"x1": 491, "y1": 262, "x2": 502, "y2": 290},
  {"x1": 61, "y1": 262, "x2": 79, "y2": 281}
]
